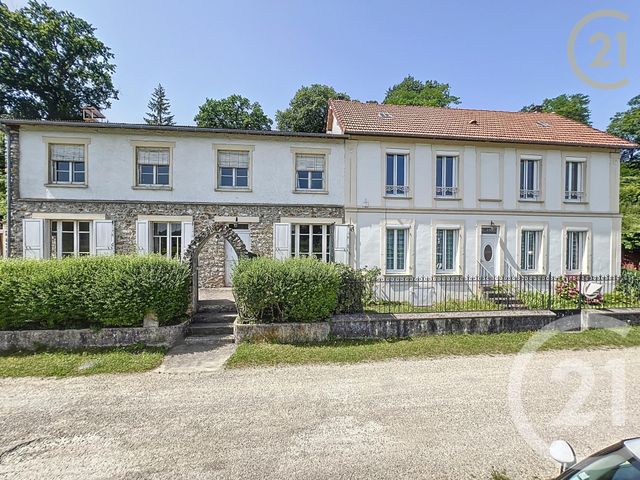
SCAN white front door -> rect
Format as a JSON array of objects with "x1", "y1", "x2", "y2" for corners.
[
  {"x1": 480, "y1": 226, "x2": 499, "y2": 279},
  {"x1": 225, "y1": 228, "x2": 251, "y2": 286}
]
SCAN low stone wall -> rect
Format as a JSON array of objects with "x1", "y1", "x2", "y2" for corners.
[
  {"x1": 581, "y1": 308, "x2": 640, "y2": 330},
  {"x1": 331, "y1": 310, "x2": 559, "y2": 339},
  {"x1": 233, "y1": 310, "x2": 561, "y2": 343},
  {"x1": 0, "y1": 321, "x2": 188, "y2": 353},
  {"x1": 234, "y1": 320, "x2": 330, "y2": 344}
]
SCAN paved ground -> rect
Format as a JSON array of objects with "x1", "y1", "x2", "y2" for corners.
[
  {"x1": 1, "y1": 347, "x2": 639, "y2": 479},
  {"x1": 156, "y1": 337, "x2": 236, "y2": 374}
]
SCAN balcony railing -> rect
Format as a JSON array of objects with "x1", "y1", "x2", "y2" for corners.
[
  {"x1": 435, "y1": 186, "x2": 458, "y2": 197},
  {"x1": 385, "y1": 185, "x2": 410, "y2": 196},
  {"x1": 519, "y1": 189, "x2": 540, "y2": 200},
  {"x1": 564, "y1": 190, "x2": 585, "y2": 201}
]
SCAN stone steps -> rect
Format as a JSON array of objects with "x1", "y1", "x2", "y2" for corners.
[
  {"x1": 183, "y1": 334, "x2": 235, "y2": 346},
  {"x1": 198, "y1": 299, "x2": 237, "y2": 314},
  {"x1": 188, "y1": 296, "x2": 237, "y2": 341}
]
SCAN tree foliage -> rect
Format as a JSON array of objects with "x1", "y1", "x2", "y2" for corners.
[
  {"x1": 144, "y1": 84, "x2": 175, "y2": 125},
  {"x1": 276, "y1": 84, "x2": 350, "y2": 132},
  {"x1": 0, "y1": 1, "x2": 118, "y2": 120},
  {"x1": 383, "y1": 75, "x2": 460, "y2": 107},
  {"x1": 609, "y1": 96, "x2": 640, "y2": 251},
  {"x1": 194, "y1": 95, "x2": 272, "y2": 130},
  {"x1": 620, "y1": 162, "x2": 640, "y2": 251},
  {"x1": 521, "y1": 93, "x2": 591, "y2": 125},
  {"x1": 608, "y1": 95, "x2": 640, "y2": 161}
]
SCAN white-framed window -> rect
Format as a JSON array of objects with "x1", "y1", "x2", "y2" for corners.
[
  {"x1": 520, "y1": 230, "x2": 541, "y2": 272},
  {"x1": 565, "y1": 158, "x2": 586, "y2": 201},
  {"x1": 290, "y1": 224, "x2": 331, "y2": 261},
  {"x1": 151, "y1": 222, "x2": 182, "y2": 259},
  {"x1": 436, "y1": 228, "x2": 458, "y2": 273},
  {"x1": 519, "y1": 157, "x2": 540, "y2": 200},
  {"x1": 136, "y1": 147, "x2": 170, "y2": 186},
  {"x1": 386, "y1": 227, "x2": 408, "y2": 272},
  {"x1": 50, "y1": 220, "x2": 91, "y2": 258},
  {"x1": 436, "y1": 155, "x2": 458, "y2": 197},
  {"x1": 49, "y1": 144, "x2": 86, "y2": 184},
  {"x1": 565, "y1": 230, "x2": 586, "y2": 272},
  {"x1": 385, "y1": 153, "x2": 409, "y2": 196},
  {"x1": 218, "y1": 150, "x2": 250, "y2": 189},
  {"x1": 295, "y1": 153, "x2": 325, "y2": 191}
]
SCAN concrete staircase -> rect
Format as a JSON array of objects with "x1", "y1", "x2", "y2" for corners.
[
  {"x1": 186, "y1": 297, "x2": 237, "y2": 345},
  {"x1": 481, "y1": 285, "x2": 527, "y2": 310}
]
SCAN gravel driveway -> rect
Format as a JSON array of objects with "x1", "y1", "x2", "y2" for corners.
[{"x1": 1, "y1": 347, "x2": 639, "y2": 479}]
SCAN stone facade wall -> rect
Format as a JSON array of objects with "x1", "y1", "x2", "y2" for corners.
[{"x1": 9, "y1": 198, "x2": 343, "y2": 287}]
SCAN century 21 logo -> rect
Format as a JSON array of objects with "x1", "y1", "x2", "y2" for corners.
[{"x1": 568, "y1": 10, "x2": 629, "y2": 90}]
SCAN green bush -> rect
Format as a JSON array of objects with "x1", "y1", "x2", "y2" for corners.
[
  {"x1": 232, "y1": 257, "x2": 340, "y2": 323},
  {"x1": 0, "y1": 255, "x2": 190, "y2": 330},
  {"x1": 334, "y1": 264, "x2": 380, "y2": 314}
]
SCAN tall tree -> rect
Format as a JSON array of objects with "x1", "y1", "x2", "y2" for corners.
[
  {"x1": 194, "y1": 95, "x2": 272, "y2": 130},
  {"x1": 608, "y1": 95, "x2": 640, "y2": 251},
  {"x1": 521, "y1": 94, "x2": 591, "y2": 125},
  {"x1": 0, "y1": 1, "x2": 118, "y2": 120},
  {"x1": 383, "y1": 76, "x2": 460, "y2": 107},
  {"x1": 276, "y1": 84, "x2": 350, "y2": 133},
  {"x1": 608, "y1": 95, "x2": 640, "y2": 158},
  {"x1": 144, "y1": 84, "x2": 175, "y2": 126}
]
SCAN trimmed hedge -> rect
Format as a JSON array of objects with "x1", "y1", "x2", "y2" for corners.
[
  {"x1": 0, "y1": 255, "x2": 190, "y2": 330},
  {"x1": 232, "y1": 257, "x2": 340, "y2": 323}
]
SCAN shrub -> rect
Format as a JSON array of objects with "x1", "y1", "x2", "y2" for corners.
[
  {"x1": 0, "y1": 255, "x2": 190, "y2": 330},
  {"x1": 334, "y1": 265, "x2": 380, "y2": 314},
  {"x1": 555, "y1": 275, "x2": 602, "y2": 306},
  {"x1": 232, "y1": 257, "x2": 340, "y2": 323}
]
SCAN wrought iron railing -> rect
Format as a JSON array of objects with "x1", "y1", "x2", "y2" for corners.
[{"x1": 348, "y1": 273, "x2": 640, "y2": 314}]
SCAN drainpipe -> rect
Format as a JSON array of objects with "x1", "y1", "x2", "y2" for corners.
[{"x1": 2, "y1": 125, "x2": 11, "y2": 257}]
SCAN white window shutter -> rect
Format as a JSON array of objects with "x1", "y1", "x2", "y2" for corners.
[
  {"x1": 94, "y1": 220, "x2": 115, "y2": 256},
  {"x1": 333, "y1": 224, "x2": 350, "y2": 265},
  {"x1": 273, "y1": 223, "x2": 291, "y2": 260},
  {"x1": 181, "y1": 221, "x2": 194, "y2": 258},
  {"x1": 136, "y1": 220, "x2": 150, "y2": 254},
  {"x1": 23, "y1": 219, "x2": 45, "y2": 259}
]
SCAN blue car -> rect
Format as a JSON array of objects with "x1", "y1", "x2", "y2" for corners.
[{"x1": 550, "y1": 438, "x2": 640, "y2": 479}]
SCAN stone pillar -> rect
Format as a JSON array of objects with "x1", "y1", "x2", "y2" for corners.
[{"x1": 7, "y1": 127, "x2": 21, "y2": 257}]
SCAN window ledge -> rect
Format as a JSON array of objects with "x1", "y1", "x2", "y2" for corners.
[
  {"x1": 383, "y1": 195, "x2": 413, "y2": 200},
  {"x1": 45, "y1": 183, "x2": 88, "y2": 188},
  {"x1": 215, "y1": 187, "x2": 253, "y2": 193},
  {"x1": 563, "y1": 200, "x2": 589, "y2": 205},
  {"x1": 434, "y1": 273, "x2": 463, "y2": 277},
  {"x1": 132, "y1": 185, "x2": 173, "y2": 191},
  {"x1": 293, "y1": 189, "x2": 329, "y2": 195},
  {"x1": 518, "y1": 199, "x2": 545, "y2": 204},
  {"x1": 434, "y1": 196, "x2": 461, "y2": 201},
  {"x1": 383, "y1": 272, "x2": 413, "y2": 278}
]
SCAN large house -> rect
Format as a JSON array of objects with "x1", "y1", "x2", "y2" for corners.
[{"x1": 1, "y1": 100, "x2": 634, "y2": 286}]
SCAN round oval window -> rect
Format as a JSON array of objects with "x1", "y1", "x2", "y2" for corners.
[{"x1": 483, "y1": 245, "x2": 493, "y2": 262}]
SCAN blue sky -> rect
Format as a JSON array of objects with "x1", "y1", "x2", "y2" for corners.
[{"x1": 10, "y1": 0, "x2": 640, "y2": 131}]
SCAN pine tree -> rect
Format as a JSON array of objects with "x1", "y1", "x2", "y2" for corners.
[{"x1": 144, "y1": 84, "x2": 175, "y2": 125}]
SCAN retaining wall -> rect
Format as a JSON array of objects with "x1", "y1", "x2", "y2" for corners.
[
  {"x1": 0, "y1": 321, "x2": 188, "y2": 352},
  {"x1": 234, "y1": 310, "x2": 560, "y2": 343}
]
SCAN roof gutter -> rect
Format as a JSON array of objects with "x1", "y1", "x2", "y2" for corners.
[
  {"x1": 0, "y1": 119, "x2": 350, "y2": 140},
  {"x1": 344, "y1": 130, "x2": 637, "y2": 151}
]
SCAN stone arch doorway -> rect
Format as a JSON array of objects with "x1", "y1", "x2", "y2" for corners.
[{"x1": 182, "y1": 222, "x2": 255, "y2": 311}]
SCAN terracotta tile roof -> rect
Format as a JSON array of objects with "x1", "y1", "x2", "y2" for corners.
[{"x1": 328, "y1": 100, "x2": 636, "y2": 149}]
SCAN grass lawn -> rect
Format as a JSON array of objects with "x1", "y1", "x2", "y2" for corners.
[
  {"x1": 226, "y1": 326, "x2": 640, "y2": 368},
  {"x1": 0, "y1": 344, "x2": 166, "y2": 378}
]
